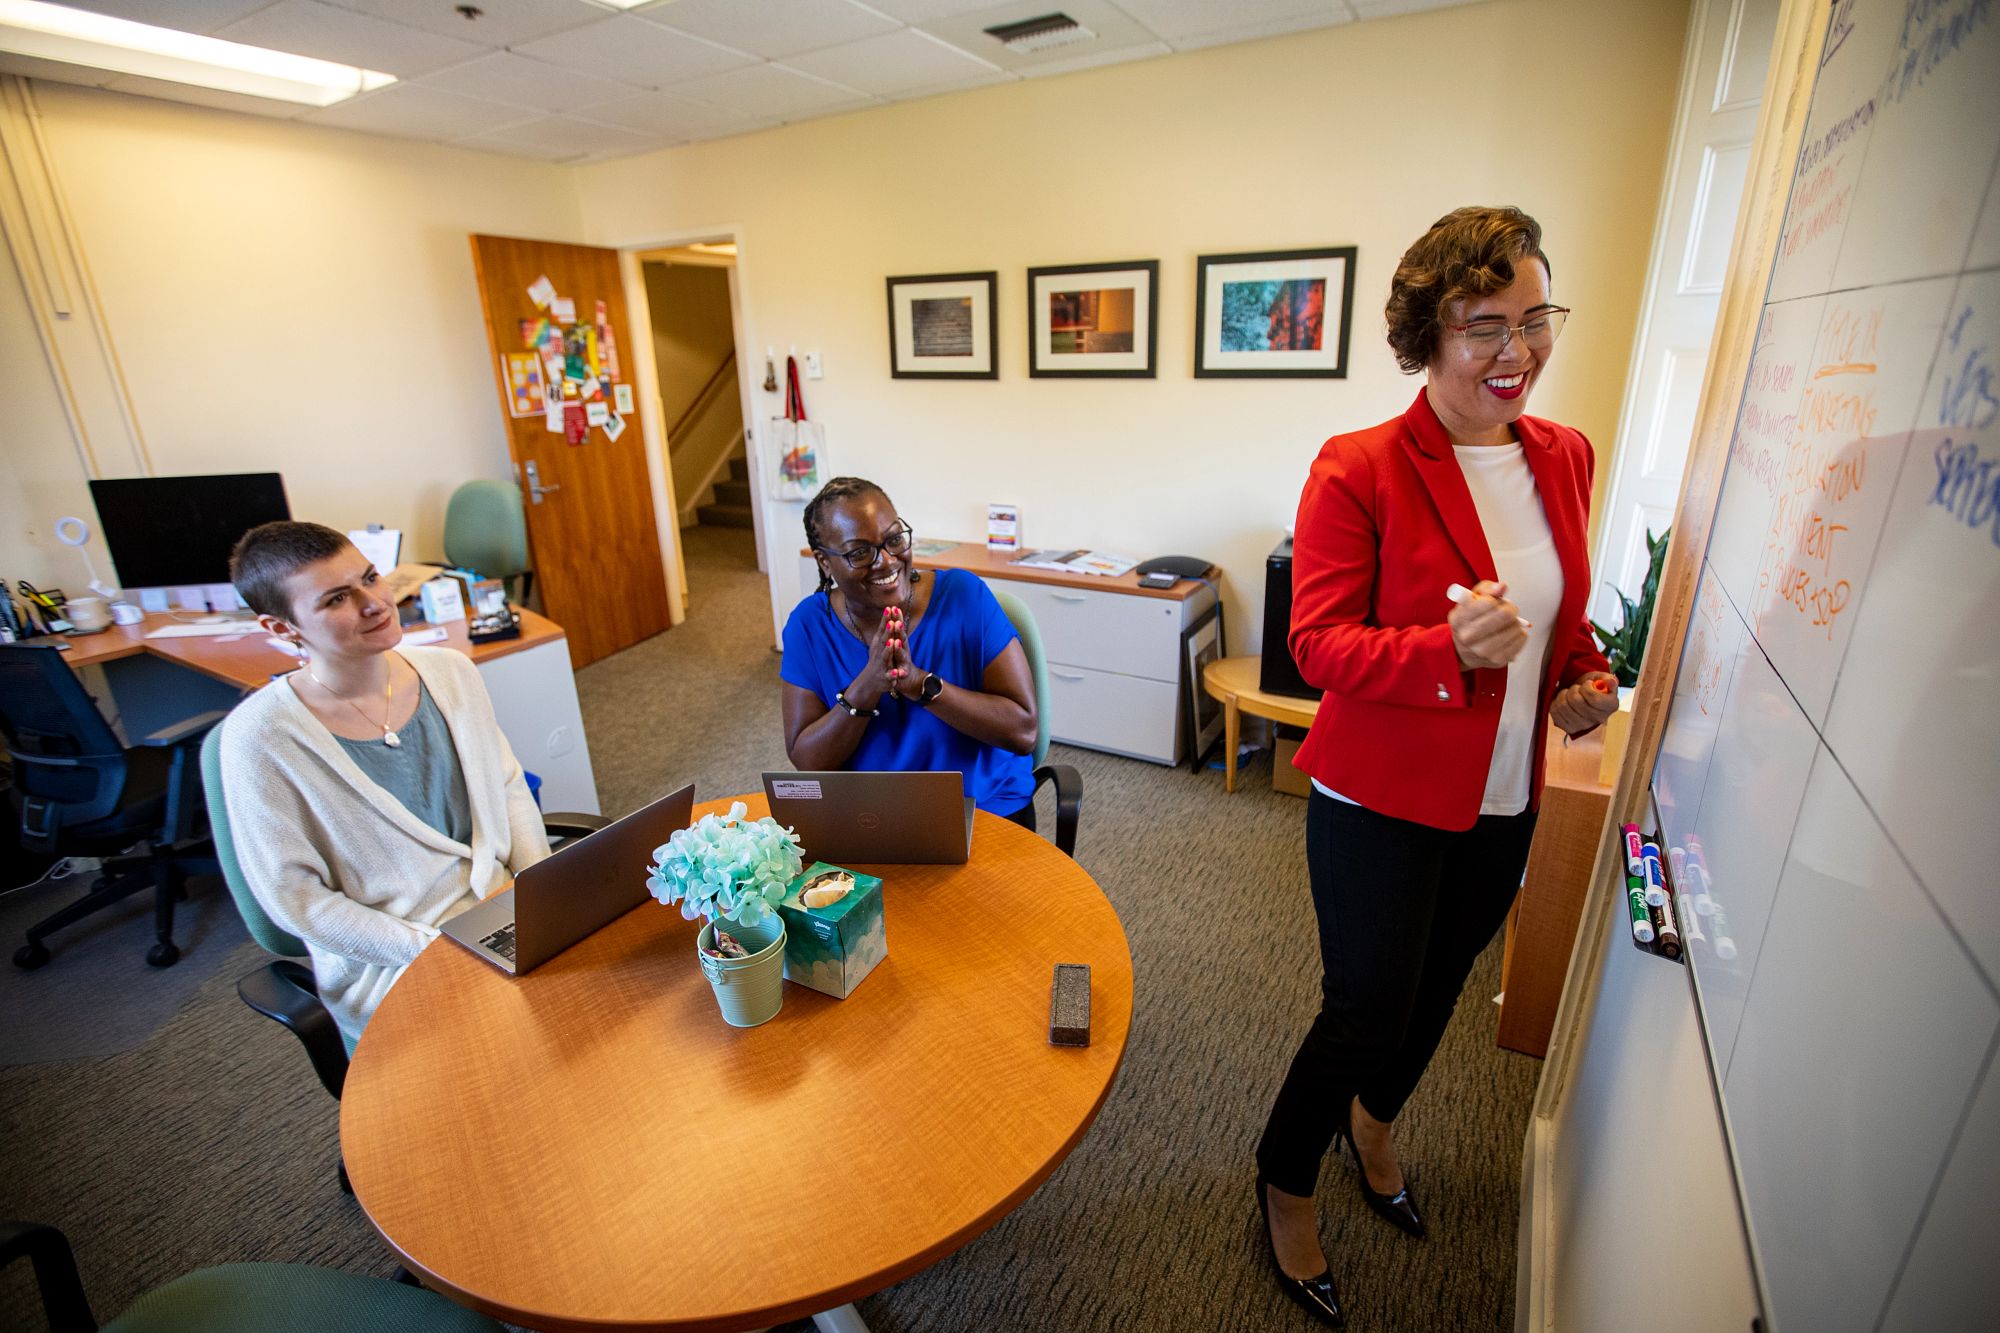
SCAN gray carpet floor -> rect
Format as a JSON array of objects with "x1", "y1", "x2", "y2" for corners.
[{"x1": 0, "y1": 523, "x2": 1541, "y2": 1331}]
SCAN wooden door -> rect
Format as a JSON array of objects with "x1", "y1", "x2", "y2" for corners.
[{"x1": 469, "y1": 234, "x2": 672, "y2": 669}]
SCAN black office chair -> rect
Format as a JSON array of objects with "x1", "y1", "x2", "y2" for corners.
[{"x1": 0, "y1": 644, "x2": 220, "y2": 970}]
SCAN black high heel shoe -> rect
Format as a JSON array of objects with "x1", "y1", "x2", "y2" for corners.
[
  {"x1": 1337, "y1": 1107, "x2": 1426, "y2": 1239},
  {"x1": 1255, "y1": 1173, "x2": 1346, "y2": 1327}
]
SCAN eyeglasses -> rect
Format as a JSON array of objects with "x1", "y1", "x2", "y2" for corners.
[
  {"x1": 1447, "y1": 306, "x2": 1569, "y2": 354},
  {"x1": 819, "y1": 519, "x2": 914, "y2": 570}
]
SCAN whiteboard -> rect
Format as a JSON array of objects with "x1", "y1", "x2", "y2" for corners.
[{"x1": 1653, "y1": 2, "x2": 2000, "y2": 1329}]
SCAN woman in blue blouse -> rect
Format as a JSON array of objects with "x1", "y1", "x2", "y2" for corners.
[{"x1": 781, "y1": 477, "x2": 1038, "y2": 818}]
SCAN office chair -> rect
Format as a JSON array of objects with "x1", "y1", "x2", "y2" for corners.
[
  {"x1": 1, "y1": 645, "x2": 220, "y2": 971},
  {"x1": 1, "y1": 1219, "x2": 503, "y2": 1332},
  {"x1": 197, "y1": 723, "x2": 608, "y2": 1191},
  {"x1": 443, "y1": 478, "x2": 534, "y2": 605},
  {"x1": 990, "y1": 590, "x2": 1084, "y2": 857}
]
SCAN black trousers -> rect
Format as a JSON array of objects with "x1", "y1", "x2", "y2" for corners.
[{"x1": 1255, "y1": 788, "x2": 1538, "y2": 1197}]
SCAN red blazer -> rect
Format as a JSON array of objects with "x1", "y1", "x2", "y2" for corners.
[{"x1": 1289, "y1": 388, "x2": 1609, "y2": 831}]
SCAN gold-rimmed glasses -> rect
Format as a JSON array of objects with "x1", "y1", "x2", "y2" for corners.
[{"x1": 1446, "y1": 306, "x2": 1570, "y2": 354}]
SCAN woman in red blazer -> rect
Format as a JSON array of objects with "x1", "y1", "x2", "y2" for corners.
[{"x1": 1253, "y1": 207, "x2": 1618, "y2": 1326}]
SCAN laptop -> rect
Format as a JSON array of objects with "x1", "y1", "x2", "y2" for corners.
[
  {"x1": 762, "y1": 770, "x2": 974, "y2": 865},
  {"x1": 442, "y1": 782, "x2": 695, "y2": 975}
]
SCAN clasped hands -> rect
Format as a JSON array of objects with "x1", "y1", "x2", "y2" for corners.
[
  {"x1": 846, "y1": 605, "x2": 930, "y2": 710},
  {"x1": 1447, "y1": 579, "x2": 1619, "y2": 735}
]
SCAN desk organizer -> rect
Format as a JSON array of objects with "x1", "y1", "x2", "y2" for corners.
[{"x1": 778, "y1": 863, "x2": 886, "y2": 999}]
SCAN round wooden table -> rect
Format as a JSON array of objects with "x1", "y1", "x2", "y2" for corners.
[
  {"x1": 340, "y1": 795, "x2": 1133, "y2": 1333},
  {"x1": 1201, "y1": 655, "x2": 1321, "y2": 793}
]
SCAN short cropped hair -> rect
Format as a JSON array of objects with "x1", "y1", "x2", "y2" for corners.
[
  {"x1": 1385, "y1": 206, "x2": 1551, "y2": 374},
  {"x1": 229, "y1": 520, "x2": 351, "y2": 620}
]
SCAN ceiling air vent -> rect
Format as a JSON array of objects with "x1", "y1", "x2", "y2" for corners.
[{"x1": 982, "y1": 12, "x2": 1096, "y2": 55}]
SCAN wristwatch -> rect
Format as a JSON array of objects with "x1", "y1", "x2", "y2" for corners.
[{"x1": 916, "y1": 671, "x2": 943, "y2": 706}]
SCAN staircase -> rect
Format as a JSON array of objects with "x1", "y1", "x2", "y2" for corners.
[{"x1": 694, "y1": 450, "x2": 754, "y2": 529}]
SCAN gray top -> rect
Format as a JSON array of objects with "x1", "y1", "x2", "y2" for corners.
[{"x1": 334, "y1": 679, "x2": 472, "y2": 844}]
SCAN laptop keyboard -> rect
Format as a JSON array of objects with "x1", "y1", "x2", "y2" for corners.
[{"x1": 479, "y1": 924, "x2": 517, "y2": 961}]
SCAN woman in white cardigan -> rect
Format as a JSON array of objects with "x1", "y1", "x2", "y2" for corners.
[{"x1": 219, "y1": 521, "x2": 550, "y2": 1048}]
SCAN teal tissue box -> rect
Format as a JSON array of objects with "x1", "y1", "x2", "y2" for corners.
[{"x1": 778, "y1": 863, "x2": 887, "y2": 999}]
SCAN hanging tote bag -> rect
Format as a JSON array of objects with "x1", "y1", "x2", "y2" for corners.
[{"x1": 765, "y1": 356, "x2": 824, "y2": 501}]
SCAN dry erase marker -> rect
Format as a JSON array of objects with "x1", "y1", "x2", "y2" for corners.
[
  {"x1": 1627, "y1": 875, "x2": 1655, "y2": 944},
  {"x1": 1685, "y1": 840, "x2": 1716, "y2": 916},
  {"x1": 1622, "y1": 824, "x2": 1645, "y2": 877},
  {"x1": 1655, "y1": 892, "x2": 1682, "y2": 959},
  {"x1": 1679, "y1": 889, "x2": 1707, "y2": 948},
  {"x1": 1642, "y1": 841, "x2": 1667, "y2": 907},
  {"x1": 1445, "y1": 582, "x2": 1530, "y2": 628}
]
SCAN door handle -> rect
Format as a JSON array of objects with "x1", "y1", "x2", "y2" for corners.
[{"x1": 524, "y1": 459, "x2": 561, "y2": 505}]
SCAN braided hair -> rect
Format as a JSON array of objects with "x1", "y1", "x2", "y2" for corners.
[{"x1": 803, "y1": 476, "x2": 888, "y2": 593}]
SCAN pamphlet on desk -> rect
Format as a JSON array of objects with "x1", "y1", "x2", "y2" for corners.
[{"x1": 1007, "y1": 549, "x2": 1139, "y2": 577}]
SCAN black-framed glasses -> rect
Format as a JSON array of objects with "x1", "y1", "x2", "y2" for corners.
[
  {"x1": 1446, "y1": 306, "x2": 1569, "y2": 354},
  {"x1": 818, "y1": 519, "x2": 914, "y2": 570}
]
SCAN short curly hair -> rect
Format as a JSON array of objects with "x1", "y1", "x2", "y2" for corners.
[{"x1": 1385, "y1": 206, "x2": 1551, "y2": 374}]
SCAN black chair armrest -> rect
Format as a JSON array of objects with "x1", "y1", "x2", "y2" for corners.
[
  {"x1": 0, "y1": 1221, "x2": 96, "y2": 1332},
  {"x1": 238, "y1": 960, "x2": 348, "y2": 1101},
  {"x1": 543, "y1": 811, "x2": 612, "y2": 841},
  {"x1": 139, "y1": 710, "x2": 229, "y2": 748},
  {"x1": 1032, "y1": 763, "x2": 1083, "y2": 858}
]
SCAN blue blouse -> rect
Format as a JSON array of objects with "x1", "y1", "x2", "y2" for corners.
[{"x1": 780, "y1": 568, "x2": 1034, "y2": 815}]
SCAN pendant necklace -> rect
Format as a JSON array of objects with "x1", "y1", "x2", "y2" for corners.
[{"x1": 309, "y1": 663, "x2": 401, "y2": 747}]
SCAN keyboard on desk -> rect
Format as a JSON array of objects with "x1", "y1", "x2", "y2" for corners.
[{"x1": 479, "y1": 924, "x2": 517, "y2": 962}]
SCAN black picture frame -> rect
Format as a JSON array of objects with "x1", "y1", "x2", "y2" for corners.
[
  {"x1": 1193, "y1": 246, "x2": 1356, "y2": 378},
  {"x1": 886, "y1": 271, "x2": 998, "y2": 380},
  {"x1": 1026, "y1": 259, "x2": 1159, "y2": 379}
]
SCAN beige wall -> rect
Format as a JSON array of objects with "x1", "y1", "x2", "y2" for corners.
[
  {"x1": 642, "y1": 259, "x2": 742, "y2": 509},
  {"x1": 1, "y1": 84, "x2": 584, "y2": 589},
  {"x1": 578, "y1": 0, "x2": 1690, "y2": 646}
]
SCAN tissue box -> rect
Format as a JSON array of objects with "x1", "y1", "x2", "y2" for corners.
[{"x1": 778, "y1": 862, "x2": 886, "y2": 999}]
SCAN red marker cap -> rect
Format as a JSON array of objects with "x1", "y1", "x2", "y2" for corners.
[{"x1": 1591, "y1": 678, "x2": 1615, "y2": 693}]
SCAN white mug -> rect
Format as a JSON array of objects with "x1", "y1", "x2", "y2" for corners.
[
  {"x1": 110, "y1": 601, "x2": 145, "y2": 626},
  {"x1": 67, "y1": 595, "x2": 112, "y2": 633}
]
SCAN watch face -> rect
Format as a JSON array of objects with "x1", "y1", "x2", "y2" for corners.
[{"x1": 921, "y1": 671, "x2": 943, "y2": 703}]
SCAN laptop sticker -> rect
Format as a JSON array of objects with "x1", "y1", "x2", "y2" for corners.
[{"x1": 772, "y1": 780, "x2": 823, "y2": 800}]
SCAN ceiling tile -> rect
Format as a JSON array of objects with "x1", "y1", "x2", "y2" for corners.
[
  {"x1": 780, "y1": 29, "x2": 1003, "y2": 98},
  {"x1": 1166, "y1": 8, "x2": 1355, "y2": 52},
  {"x1": 513, "y1": 15, "x2": 755, "y2": 89},
  {"x1": 324, "y1": 0, "x2": 606, "y2": 49},
  {"x1": 52, "y1": 1, "x2": 273, "y2": 34},
  {"x1": 662, "y1": 62, "x2": 872, "y2": 119},
  {"x1": 642, "y1": 0, "x2": 899, "y2": 61},
  {"x1": 859, "y1": 1, "x2": 1007, "y2": 20},
  {"x1": 215, "y1": 0, "x2": 489, "y2": 79},
  {"x1": 1113, "y1": 0, "x2": 1348, "y2": 42},
  {"x1": 417, "y1": 51, "x2": 643, "y2": 112},
  {"x1": 300, "y1": 82, "x2": 530, "y2": 140},
  {"x1": 1015, "y1": 39, "x2": 1173, "y2": 79},
  {"x1": 100, "y1": 71, "x2": 314, "y2": 119},
  {"x1": 577, "y1": 89, "x2": 775, "y2": 139},
  {"x1": 918, "y1": 0, "x2": 1165, "y2": 75},
  {"x1": 452, "y1": 113, "x2": 658, "y2": 160},
  {"x1": 1350, "y1": 0, "x2": 1485, "y2": 17}
]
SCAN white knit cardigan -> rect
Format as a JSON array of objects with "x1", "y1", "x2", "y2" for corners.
[{"x1": 218, "y1": 646, "x2": 551, "y2": 1046}]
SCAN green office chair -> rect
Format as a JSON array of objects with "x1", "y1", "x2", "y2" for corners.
[
  {"x1": 2, "y1": 1220, "x2": 502, "y2": 1332},
  {"x1": 197, "y1": 722, "x2": 608, "y2": 1191},
  {"x1": 990, "y1": 589, "x2": 1083, "y2": 857},
  {"x1": 443, "y1": 478, "x2": 533, "y2": 605}
]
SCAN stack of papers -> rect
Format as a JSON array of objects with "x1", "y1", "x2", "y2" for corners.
[{"x1": 1007, "y1": 549, "x2": 1139, "y2": 577}]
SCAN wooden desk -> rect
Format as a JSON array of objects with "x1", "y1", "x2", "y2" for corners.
[
  {"x1": 340, "y1": 796, "x2": 1134, "y2": 1332},
  {"x1": 52, "y1": 608, "x2": 562, "y2": 690},
  {"x1": 50, "y1": 609, "x2": 600, "y2": 814},
  {"x1": 1497, "y1": 724, "x2": 1614, "y2": 1057},
  {"x1": 1200, "y1": 655, "x2": 1320, "y2": 793}
]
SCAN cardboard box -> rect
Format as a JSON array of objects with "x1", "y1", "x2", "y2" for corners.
[
  {"x1": 778, "y1": 863, "x2": 887, "y2": 999},
  {"x1": 1273, "y1": 731, "x2": 1311, "y2": 798}
]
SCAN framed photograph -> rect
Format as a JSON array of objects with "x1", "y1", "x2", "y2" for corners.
[
  {"x1": 1182, "y1": 605, "x2": 1226, "y2": 771},
  {"x1": 887, "y1": 271, "x2": 997, "y2": 379},
  {"x1": 1193, "y1": 246, "x2": 1356, "y2": 378},
  {"x1": 1027, "y1": 260, "x2": 1158, "y2": 378}
]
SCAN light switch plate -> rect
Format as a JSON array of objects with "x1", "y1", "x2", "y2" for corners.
[{"x1": 805, "y1": 351, "x2": 823, "y2": 379}]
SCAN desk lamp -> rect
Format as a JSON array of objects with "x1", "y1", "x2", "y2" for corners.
[{"x1": 54, "y1": 515, "x2": 121, "y2": 599}]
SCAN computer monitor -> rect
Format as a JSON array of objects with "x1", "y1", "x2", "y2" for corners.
[{"x1": 88, "y1": 473, "x2": 291, "y2": 595}]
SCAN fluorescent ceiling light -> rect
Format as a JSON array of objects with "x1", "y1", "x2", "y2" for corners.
[{"x1": 0, "y1": 0, "x2": 395, "y2": 107}]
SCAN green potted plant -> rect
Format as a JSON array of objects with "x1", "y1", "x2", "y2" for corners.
[
  {"x1": 1591, "y1": 525, "x2": 1670, "y2": 687},
  {"x1": 647, "y1": 802, "x2": 803, "y2": 1028},
  {"x1": 1588, "y1": 525, "x2": 1670, "y2": 783}
]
